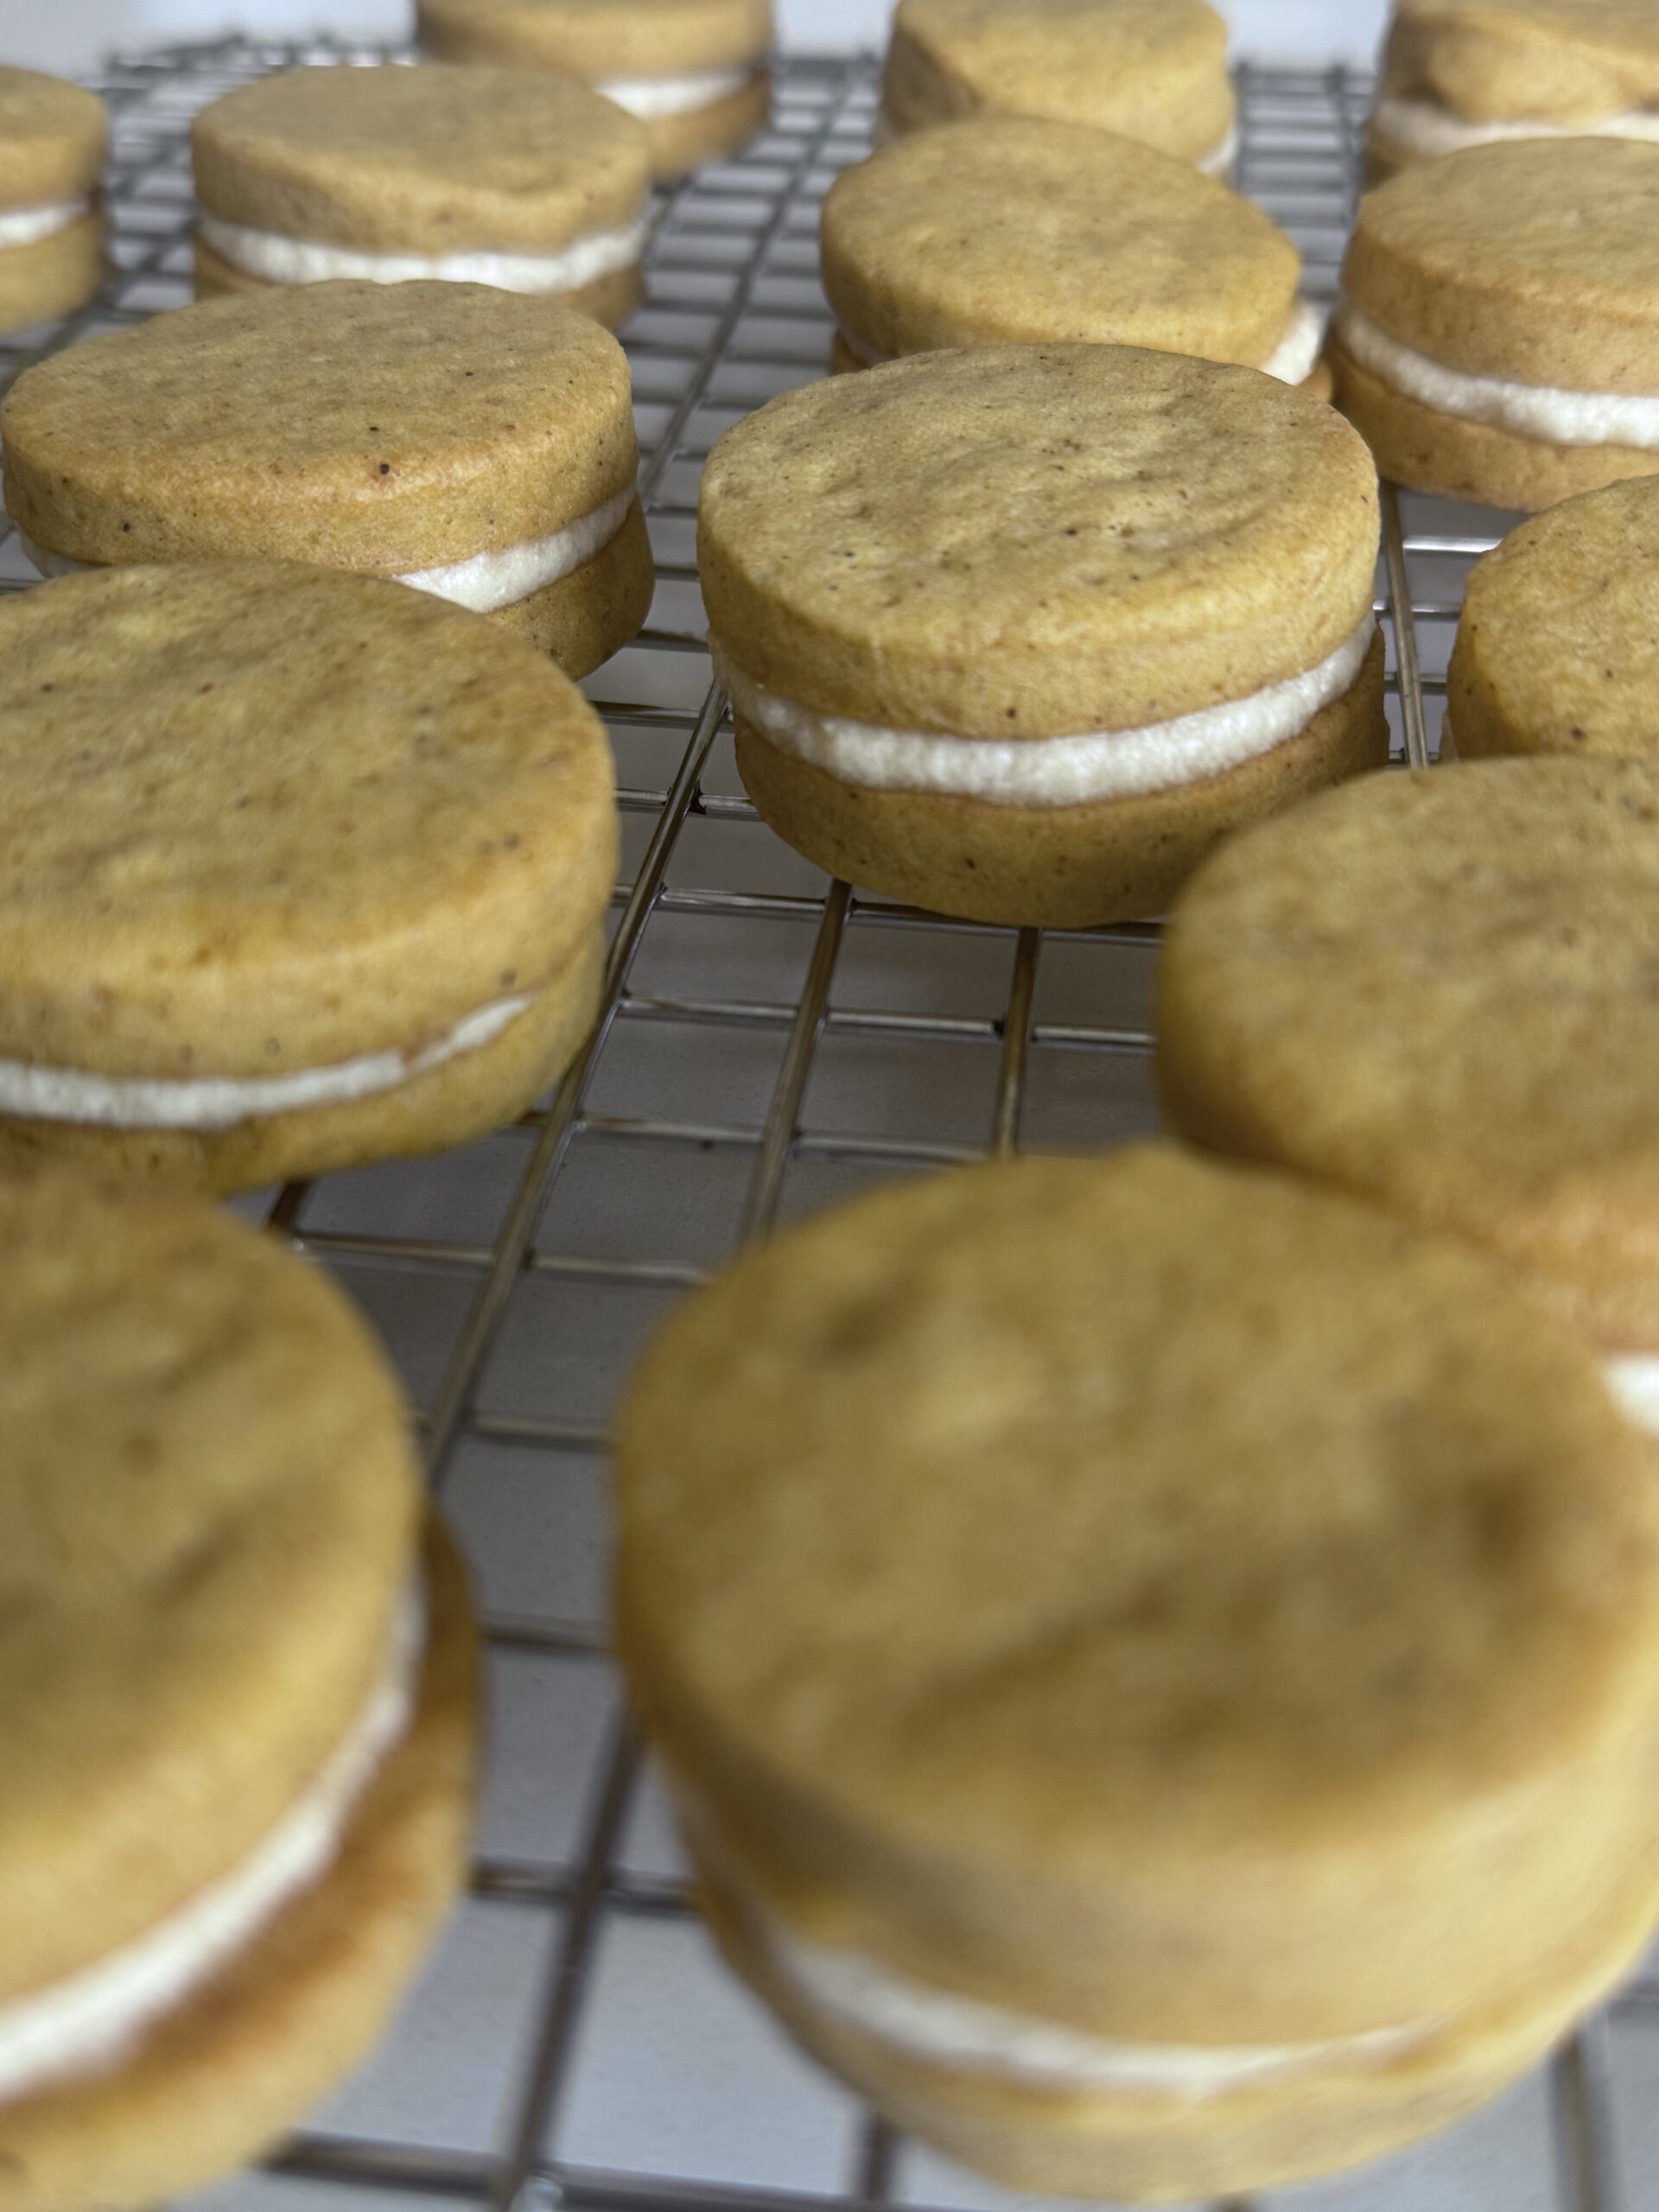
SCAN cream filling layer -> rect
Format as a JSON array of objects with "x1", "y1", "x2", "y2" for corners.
[
  {"x1": 715, "y1": 613, "x2": 1375, "y2": 807},
  {"x1": 0, "y1": 197, "x2": 92, "y2": 247},
  {"x1": 597, "y1": 65, "x2": 754, "y2": 117},
  {"x1": 839, "y1": 298, "x2": 1322, "y2": 384},
  {"x1": 1337, "y1": 303, "x2": 1659, "y2": 448},
  {"x1": 762, "y1": 1913, "x2": 1431, "y2": 2094},
  {"x1": 198, "y1": 208, "x2": 649, "y2": 294},
  {"x1": 0, "y1": 1588, "x2": 423, "y2": 2104},
  {"x1": 1604, "y1": 1356, "x2": 1659, "y2": 1439},
  {"x1": 0, "y1": 992, "x2": 533, "y2": 1131},
  {"x1": 21, "y1": 486, "x2": 634, "y2": 616},
  {"x1": 1371, "y1": 94, "x2": 1659, "y2": 159}
]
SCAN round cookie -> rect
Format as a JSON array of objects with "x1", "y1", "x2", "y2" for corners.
[
  {"x1": 1158, "y1": 758, "x2": 1659, "y2": 1379},
  {"x1": 822, "y1": 120, "x2": 1325, "y2": 391},
  {"x1": 616, "y1": 1144, "x2": 1659, "y2": 2201},
  {"x1": 699, "y1": 345, "x2": 1384, "y2": 928},
  {"x1": 190, "y1": 63, "x2": 650, "y2": 325},
  {"x1": 0, "y1": 1167, "x2": 476, "y2": 2212},
  {"x1": 1370, "y1": 0, "x2": 1659, "y2": 176},
  {"x1": 0, "y1": 67, "x2": 106, "y2": 335},
  {"x1": 415, "y1": 0, "x2": 773, "y2": 176},
  {"x1": 0, "y1": 280, "x2": 653, "y2": 679},
  {"x1": 879, "y1": 0, "x2": 1236, "y2": 173},
  {"x1": 1447, "y1": 478, "x2": 1659, "y2": 759},
  {"x1": 0, "y1": 563, "x2": 617, "y2": 1196},
  {"x1": 1332, "y1": 139, "x2": 1659, "y2": 510}
]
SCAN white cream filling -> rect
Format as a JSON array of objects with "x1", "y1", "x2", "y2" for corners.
[
  {"x1": 197, "y1": 208, "x2": 648, "y2": 295},
  {"x1": 21, "y1": 487, "x2": 633, "y2": 616},
  {"x1": 715, "y1": 613, "x2": 1375, "y2": 807},
  {"x1": 0, "y1": 197, "x2": 92, "y2": 248},
  {"x1": 839, "y1": 297, "x2": 1323, "y2": 385},
  {"x1": 0, "y1": 991, "x2": 533, "y2": 1131},
  {"x1": 1337, "y1": 303, "x2": 1659, "y2": 448},
  {"x1": 1372, "y1": 93, "x2": 1659, "y2": 159},
  {"x1": 1604, "y1": 1356, "x2": 1659, "y2": 1439},
  {"x1": 1198, "y1": 123, "x2": 1238, "y2": 177},
  {"x1": 1261, "y1": 297, "x2": 1325, "y2": 384},
  {"x1": 0, "y1": 1588, "x2": 423, "y2": 2104},
  {"x1": 596, "y1": 65, "x2": 753, "y2": 118},
  {"x1": 764, "y1": 1917, "x2": 1430, "y2": 2094}
]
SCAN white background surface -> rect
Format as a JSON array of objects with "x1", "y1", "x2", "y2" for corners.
[{"x1": 10, "y1": 0, "x2": 1387, "y2": 77}]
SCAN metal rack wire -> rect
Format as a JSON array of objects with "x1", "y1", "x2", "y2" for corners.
[{"x1": 1, "y1": 38, "x2": 1654, "y2": 2212}]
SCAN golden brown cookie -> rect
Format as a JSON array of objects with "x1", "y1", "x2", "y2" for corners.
[
  {"x1": 1447, "y1": 477, "x2": 1659, "y2": 759},
  {"x1": 879, "y1": 0, "x2": 1235, "y2": 170},
  {"x1": 1332, "y1": 139, "x2": 1659, "y2": 509},
  {"x1": 1158, "y1": 757, "x2": 1659, "y2": 1369},
  {"x1": 616, "y1": 1144, "x2": 1659, "y2": 2199},
  {"x1": 1, "y1": 280, "x2": 654, "y2": 677},
  {"x1": 700, "y1": 345, "x2": 1383, "y2": 926},
  {"x1": 0, "y1": 1167, "x2": 477, "y2": 2212},
  {"x1": 821, "y1": 120, "x2": 1323, "y2": 385},
  {"x1": 1370, "y1": 0, "x2": 1659, "y2": 174},
  {"x1": 190, "y1": 63, "x2": 649, "y2": 325},
  {"x1": 415, "y1": 0, "x2": 773, "y2": 175},
  {"x1": 0, "y1": 563, "x2": 617, "y2": 1195},
  {"x1": 0, "y1": 67, "x2": 105, "y2": 334}
]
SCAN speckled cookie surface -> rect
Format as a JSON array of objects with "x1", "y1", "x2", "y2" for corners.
[
  {"x1": 1448, "y1": 478, "x2": 1659, "y2": 758},
  {"x1": 701, "y1": 346, "x2": 1377, "y2": 737},
  {"x1": 821, "y1": 120, "x2": 1300, "y2": 367},
  {"x1": 1, "y1": 1510, "x2": 476, "y2": 2212},
  {"x1": 416, "y1": 0, "x2": 772, "y2": 73},
  {"x1": 0, "y1": 1167, "x2": 420, "y2": 2011},
  {"x1": 1342, "y1": 139, "x2": 1659, "y2": 390},
  {"x1": 192, "y1": 62, "x2": 648, "y2": 252},
  {"x1": 880, "y1": 0, "x2": 1234, "y2": 163},
  {"x1": 1159, "y1": 759, "x2": 1659, "y2": 1344},
  {"x1": 0, "y1": 67, "x2": 106, "y2": 207},
  {"x1": 2, "y1": 280, "x2": 638, "y2": 569},
  {"x1": 1382, "y1": 0, "x2": 1659, "y2": 124},
  {"x1": 617, "y1": 1145, "x2": 1659, "y2": 2195},
  {"x1": 0, "y1": 564, "x2": 615, "y2": 1081}
]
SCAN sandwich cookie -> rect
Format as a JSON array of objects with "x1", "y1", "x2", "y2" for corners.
[
  {"x1": 191, "y1": 63, "x2": 651, "y2": 327},
  {"x1": 821, "y1": 119, "x2": 1325, "y2": 392},
  {"x1": 0, "y1": 1166, "x2": 476, "y2": 2212},
  {"x1": 0, "y1": 280, "x2": 653, "y2": 677},
  {"x1": 414, "y1": 0, "x2": 772, "y2": 177},
  {"x1": 698, "y1": 346, "x2": 1384, "y2": 928},
  {"x1": 0, "y1": 67, "x2": 105, "y2": 335},
  {"x1": 1158, "y1": 758, "x2": 1659, "y2": 1424},
  {"x1": 0, "y1": 563, "x2": 617, "y2": 1195},
  {"x1": 616, "y1": 1144, "x2": 1659, "y2": 2200},
  {"x1": 878, "y1": 0, "x2": 1236, "y2": 175},
  {"x1": 1332, "y1": 139, "x2": 1659, "y2": 511},
  {"x1": 1370, "y1": 0, "x2": 1659, "y2": 177},
  {"x1": 1448, "y1": 478, "x2": 1659, "y2": 760}
]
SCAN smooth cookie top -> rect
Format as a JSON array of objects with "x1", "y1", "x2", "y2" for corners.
[
  {"x1": 822, "y1": 120, "x2": 1300, "y2": 365},
  {"x1": 1, "y1": 282, "x2": 638, "y2": 569},
  {"x1": 0, "y1": 565, "x2": 616, "y2": 1077},
  {"x1": 882, "y1": 0, "x2": 1233, "y2": 162},
  {"x1": 416, "y1": 0, "x2": 772, "y2": 73},
  {"x1": 1158, "y1": 759, "x2": 1659, "y2": 1344},
  {"x1": 1344, "y1": 138, "x2": 1659, "y2": 392},
  {"x1": 618, "y1": 1146, "x2": 1659, "y2": 2038},
  {"x1": 0, "y1": 67, "x2": 106, "y2": 210},
  {"x1": 1450, "y1": 478, "x2": 1659, "y2": 759},
  {"x1": 699, "y1": 346, "x2": 1377, "y2": 737},
  {"x1": 0, "y1": 1167, "x2": 418, "y2": 2002},
  {"x1": 1383, "y1": 0, "x2": 1659, "y2": 125},
  {"x1": 192, "y1": 64, "x2": 650, "y2": 253}
]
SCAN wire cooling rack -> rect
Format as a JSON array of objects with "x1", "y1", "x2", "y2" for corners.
[{"x1": 3, "y1": 36, "x2": 1657, "y2": 2212}]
